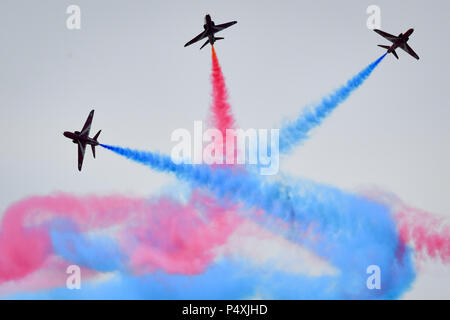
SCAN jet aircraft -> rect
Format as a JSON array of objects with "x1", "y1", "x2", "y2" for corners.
[
  {"x1": 184, "y1": 14, "x2": 237, "y2": 49},
  {"x1": 63, "y1": 110, "x2": 101, "y2": 171},
  {"x1": 374, "y1": 28, "x2": 419, "y2": 60}
]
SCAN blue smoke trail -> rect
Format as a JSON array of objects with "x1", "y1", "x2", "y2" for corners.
[
  {"x1": 279, "y1": 54, "x2": 387, "y2": 154},
  {"x1": 100, "y1": 144, "x2": 415, "y2": 298},
  {"x1": 100, "y1": 144, "x2": 291, "y2": 217},
  {"x1": 3, "y1": 259, "x2": 354, "y2": 299},
  {"x1": 8, "y1": 243, "x2": 413, "y2": 299},
  {"x1": 49, "y1": 218, "x2": 124, "y2": 272}
]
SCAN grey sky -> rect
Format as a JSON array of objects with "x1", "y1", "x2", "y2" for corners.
[{"x1": 0, "y1": 0, "x2": 449, "y2": 298}]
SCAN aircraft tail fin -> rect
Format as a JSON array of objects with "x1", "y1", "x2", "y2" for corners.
[
  {"x1": 215, "y1": 37, "x2": 224, "y2": 41},
  {"x1": 92, "y1": 130, "x2": 101, "y2": 158},
  {"x1": 93, "y1": 130, "x2": 101, "y2": 141}
]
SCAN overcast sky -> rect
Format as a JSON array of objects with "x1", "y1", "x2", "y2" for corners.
[{"x1": 0, "y1": 0, "x2": 449, "y2": 299}]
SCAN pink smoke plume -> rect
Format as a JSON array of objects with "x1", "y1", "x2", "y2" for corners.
[
  {"x1": 122, "y1": 191, "x2": 242, "y2": 275},
  {"x1": 396, "y1": 205, "x2": 450, "y2": 264},
  {"x1": 362, "y1": 189, "x2": 450, "y2": 264},
  {"x1": 0, "y1": 192, "x2": 241, "y2": 290},
  {"x1": 210, "y1": 46, "x2": 235, "y2": 135},
  {"x1": 208, "y1": 45, "x2": 246, "y2": 168}
]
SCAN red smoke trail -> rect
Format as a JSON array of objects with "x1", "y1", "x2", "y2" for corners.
[
  {"x1": 0, "y1": 193, "x2": 241, "y2": 290},
  {"x1": 209, "y1": 45, "x2": 243, "y2": 166},
  {"x1": 210, "y1": 45, "x2": 235, "y2": 135},
  {"x1": 0, "y1": 194, "x2": 153, "y2": 283},
  {"x1": 126, "y1": 191, "x2": 241, "y2": 275},
  {"x1": 395, "y1": 205, "x2": 450, "y2": 263},
  {"x1": 362, "y1": 189, "x2": 450, "y2": 264}
]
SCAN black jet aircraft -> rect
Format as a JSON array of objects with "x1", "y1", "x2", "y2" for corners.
[
  {"x1": 374, "y1": 28, "x2": 419, "y2": 60},
  {"x1": 63, "y1": 110, "x2": 101, "y2": 171},
  {"x1": 184, "y1": 14, "x2": 237, "y2": 49}
]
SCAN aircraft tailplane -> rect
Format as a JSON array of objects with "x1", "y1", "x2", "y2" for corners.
[
  {"x1": 391, "y1": 49, "x2": 399, "y2": 59},
  {"x1": 200, "y1": 37, "x2": 224, "y2": 50},
  {"x1": 200, "y1": 39, "x2": 209, "y2": 49},
  {"x1": 378, "y1": 45, "x2": 399, "y2": 59}
]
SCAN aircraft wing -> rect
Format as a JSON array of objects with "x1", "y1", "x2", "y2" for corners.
[
  {"x1": 374, "y1": 29, "x2": 399, "y2": 43},
  {"x1": 77, "y1": 141, "x2": 86, "y2": 171},
  {"x1": 213, "y1": 21, "x2": 237, "y2": 32},
  {"x1": 399, "y1": 42, "x2": 420, "y2": 60},
  {"x1": 80, "y1": 110, "x2": 94, "y2": 137},
  {"x1": 184, "y1": 30, "x2": 208, "y2": 47}
]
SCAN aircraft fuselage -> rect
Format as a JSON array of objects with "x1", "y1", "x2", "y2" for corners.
[
  {"x1": 203, "y1": 14, "x2": 216, "y2": 45},
  {"x1": 63, "y1": 131, "x2": 99, "y2": 146},
  {"x1": 389, "y1": 28, "x2": 414, "y2": 52}
]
